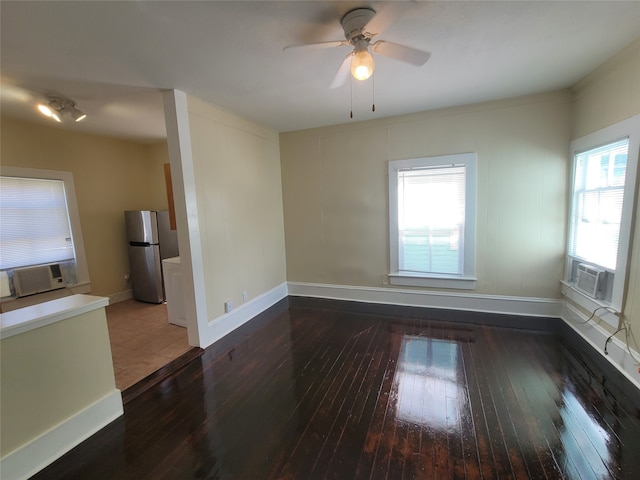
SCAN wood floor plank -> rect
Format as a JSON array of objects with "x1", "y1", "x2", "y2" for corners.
[
  {"x1": 323, "y1": 319, "x2": 396, "y2": 479},
  {"x1": 489, "y1": 328, "x2": 565, "y2": 479},
  {"x1": 470, "y1": 327, "x2": 520, "y2": 478},
  {"x1": 355, "y1": 327, "x2": 403, "y2": 479},
  {"x1": 271, "y1": 312, "x2": 373, "y2": 478},
  {"x1": 501, "y1": 333, "x2": 567, "y2": 479},
  {"x1": 294, "y1": 315, "x2": 381, "y2": 478},
  {"x1": 314, "y1": 318, "x2": 385, "y2": 478},
  {"x1": 462, "y1": 336, "x2": 502, "y2": 480},
  {"x1": 456, "y1": 340, "x2": 483, "y2": 480}
]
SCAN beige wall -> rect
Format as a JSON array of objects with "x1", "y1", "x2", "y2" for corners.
[
  {"x1": 0, "y1": 117, "x2": 169, "y2": 298},
  {"x1": 573, "y1": 38, "x2": 640, "y2": 139},
  {"x1": 280, "y1": 91, "x2": 573, "y2": 299},
  {"x1": 186, "y1": 96, "x2": 287, "y2": 320},
  {"x1": 572, "y1": 38, "x2": 640, "y2": 333}
]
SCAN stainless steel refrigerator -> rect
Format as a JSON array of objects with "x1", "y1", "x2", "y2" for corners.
[{"x1": 124, "y1": 210, "x2": 179, "y2": 303}]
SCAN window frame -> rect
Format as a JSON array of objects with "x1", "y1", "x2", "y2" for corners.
[
  {"x1": 388, "y1": 153, "x2": 477, "y2": 290},
  {"x1": 564, "y1": 114, "x2": 640, "y2": 315},
  {"x1": 0, "y1": 166, "x2": 91, "y2": 295}
]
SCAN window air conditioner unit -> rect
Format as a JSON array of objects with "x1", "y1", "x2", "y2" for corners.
[
  {"x1": 575, "y1": 263, "x2": 605, "y2": 299},
  {"x1": 13, "y1": 264, "x2": 65, "y2": 297}
]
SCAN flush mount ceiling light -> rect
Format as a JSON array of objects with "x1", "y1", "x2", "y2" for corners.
[{"x1": 37, "y1": 95, "x2": 87, "y2": 123}]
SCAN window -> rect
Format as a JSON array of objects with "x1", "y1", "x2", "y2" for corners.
[
  {"x1": 568, "y1": 139, "x2": 628, "y2": 272},
  {"x1": 0, "y1": 177, "x2": 75, "y2": 269},
  {"x1": 389, "y1": 153, "x2": 476, "y2": 289},
  {"x1": 565, "y1": 114, "x2": 639, "y2": 312},
  {"x1": 0, "y1": 167, "x2": 90, "y2": 296}
]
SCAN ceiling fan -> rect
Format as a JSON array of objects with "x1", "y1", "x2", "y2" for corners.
[{"x1": 285, "y1": 7, "x2": 431, "y2": 88}]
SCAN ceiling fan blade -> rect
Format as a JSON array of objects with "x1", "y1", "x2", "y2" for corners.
[
  {"x1": 330, "y1": 53, "x2": 353, "y2": 89},
  {"x1": 372, "y1": 40, "x2": 431, "y2": 66},
  {"x1": 361, "y1": 5, "x2": 394, "y2": 37},
  {"x1": 283, "y1": 40, "x2": 349, "y2": 51}
]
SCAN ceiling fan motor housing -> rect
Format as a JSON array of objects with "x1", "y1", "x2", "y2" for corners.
[{"x1": 341, "y1": 7, "x2": 376, "y2": 43}]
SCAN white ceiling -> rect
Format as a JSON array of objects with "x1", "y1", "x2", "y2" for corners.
[{"x1": 1, "y1": 1, "x2": 639, "y2": 143}]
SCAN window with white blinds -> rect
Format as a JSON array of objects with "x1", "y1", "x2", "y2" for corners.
[
  {"x1": 389, "y1": 153, "x2": 476, "y2": 289},
  {"x1": 0, "y1": 176, "x2": 75, "y2": 269},
  {"x1": 568, "y1": 138, "x2": 628, "y2": 271},
  {"x1": 565, "y1": 114, "x2": 640, "y2": 311},
  {"x1": 397, "y1": 165, "x2": 466, "y2": 274}
]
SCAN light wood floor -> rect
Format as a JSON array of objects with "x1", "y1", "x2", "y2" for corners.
[{"x1": 105, "y1": 299, "x2": 190, "y2": 391}]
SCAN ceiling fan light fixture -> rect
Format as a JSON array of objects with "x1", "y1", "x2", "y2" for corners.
[
  {"x1": 351, "y1": 48, "x2": 374, "y2": 81},
  {"x1": 285, "y1": 6, "x2": 430, "y2": 90}
]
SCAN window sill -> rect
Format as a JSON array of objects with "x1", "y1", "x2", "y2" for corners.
[{"x1": 389, "y1": 272, "x2": 477, "y2": 290}]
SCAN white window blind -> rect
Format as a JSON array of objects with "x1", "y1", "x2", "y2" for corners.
[
  {"x1": 0, "y1": 176, "x2": 75, "y2": 269},
  {"x1": 397, "y1": 164, "x2": 466, "y2": 275},
  {"x1": 569, "y1": 138, "x2": 628, "y2": 271}
]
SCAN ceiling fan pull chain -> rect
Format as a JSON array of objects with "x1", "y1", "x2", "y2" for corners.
[
  {"x1": 372, "y1": 73, "x2": 376, "y2": 112},
  {"x1": 350, "y1": 75, "x2": 354, "y2": 119}
]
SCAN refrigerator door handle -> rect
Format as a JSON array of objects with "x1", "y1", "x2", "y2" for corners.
[{"x1": 130, "y1": 241, "x2": 153, "y2": 247}]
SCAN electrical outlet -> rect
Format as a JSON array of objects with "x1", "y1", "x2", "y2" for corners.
[
  {"x1": 224, "y1": 300, "x2": 233, "y2": 313},
  {"x1": 242, "y1": 291, "x2": 248, "y2": 302}
]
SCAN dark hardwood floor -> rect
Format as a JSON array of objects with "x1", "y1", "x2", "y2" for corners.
[{"x1": 31, "y1": 297, "x2": 640, "y2": 479}]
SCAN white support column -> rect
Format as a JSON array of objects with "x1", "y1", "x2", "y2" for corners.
[{"x1": 162, "y1": 90, "x2": 208, "y2": 348}]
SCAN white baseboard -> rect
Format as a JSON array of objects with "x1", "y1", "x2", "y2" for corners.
[
  {"x1": 108, "y1": 289, "x2": 133, "y2": 305},
  {"x1": 199, "y1": 282, "x2": 288, "y2": 349},
  {"x1": 0, "y1": 389, "x2": 123, "y2": 480},
  {"x1": 287, "y1": 282, "x2": 563, "y2": 318},
  {"x1": 562, "y1": 303, "x2": 640, "y2": 391}
]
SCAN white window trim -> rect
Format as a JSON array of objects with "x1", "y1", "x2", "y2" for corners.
[
  {"x1": 388, "y1": 153, "x2": 477, "y2": 290},
  {"x1": 565, "y1": 114, "x2": 640, "y2": 313},
  {"x1": 0, "y1": 166, "x2": 91, "y2": 291}
]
